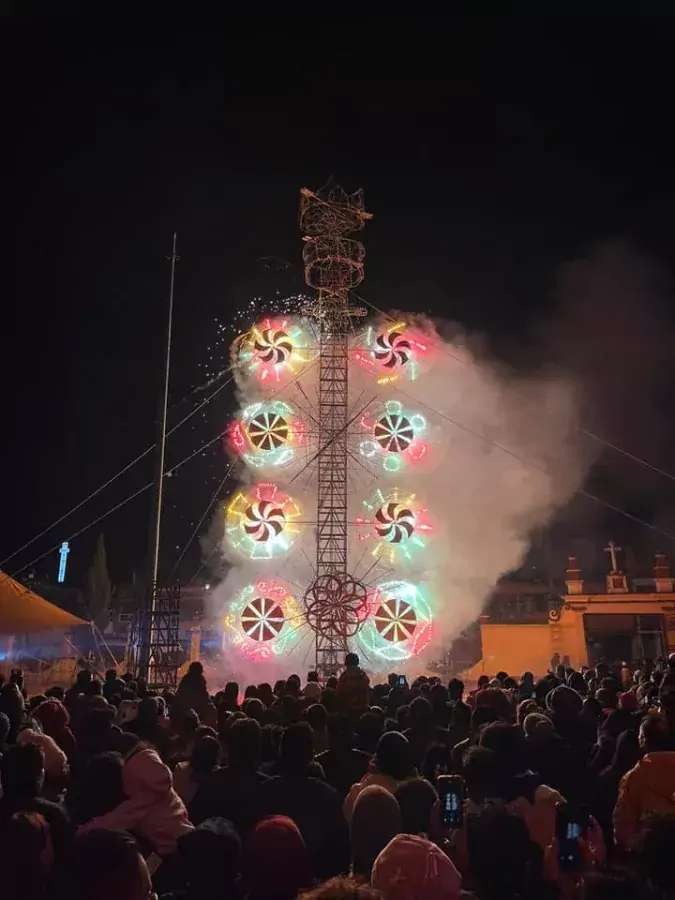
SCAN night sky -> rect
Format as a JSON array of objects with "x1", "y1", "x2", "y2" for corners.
[{"x1": 7, "y1": 12, "x2": 675, "y2": 589}]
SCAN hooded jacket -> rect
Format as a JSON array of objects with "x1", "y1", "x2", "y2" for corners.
[
  {"x1": 336, "y1": 666, "x2": 370, "y2": 715},
  {"x1": 613, "y1": 751, "x2": 675, "y2": 846},
  {"x1": 78, "y1": 747, "x2": 193, "y2": 854},
  {"x1": 33, "y1": 699, "x2": 77, "y2": 762}
]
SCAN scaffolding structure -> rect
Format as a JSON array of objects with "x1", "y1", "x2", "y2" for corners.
[{"x1": 299, "y1": 186, "x2": 371, "y2": 675}]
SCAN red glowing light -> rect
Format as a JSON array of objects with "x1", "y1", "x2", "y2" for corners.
[
  {"x1": 230, "y1": 421, "x2": 246, "y2": 452},
  {"x1": 408, "y1": 441, "x2": 428, "y2": 463}
]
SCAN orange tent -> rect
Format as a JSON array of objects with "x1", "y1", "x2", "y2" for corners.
[{"x1": 0, "y1": 571, "x2": 87, "y2": 634}]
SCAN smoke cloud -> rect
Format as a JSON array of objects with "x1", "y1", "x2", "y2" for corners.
[{"x1": 206, "y1": 310, "x2": 595, "y2": 680}]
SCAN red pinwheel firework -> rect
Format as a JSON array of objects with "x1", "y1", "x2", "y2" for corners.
[
  {"x1": 373, "y1": 595, "x2": 418, "y2": 643},
  {"x1": 240, "y1": 595, "x2": 286, "y2": 642},
  {"x1": 373, "y1": 330, "x2": 412, "y2": 369}
]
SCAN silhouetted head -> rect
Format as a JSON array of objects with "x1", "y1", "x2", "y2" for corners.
[
  {"x1": 394, "y1": 777, "x2": 437, "y2": 835},
  {"x1": 640, "y1": 714, "x2": 673, "y2": 752},
  {"x1": 190, "y1": 735, "x2": 221, "y2": 774},
  {"x1": 1, "y1": 743, "x2": 45, "y2": 799},
  {"x1": 69, "y1": 830, "x2": 152, "y2": 900},
  {"x1": 373, "y1": 731, "x2": 413, "y2": 780},
  {"x1": 227, "y1": 718, "x2": 262, "y2": 768},
  {"x1": 448, "y1": 678, "x2": 464, "y2": 702},
  {"x1": 280, "y1": 721, "x2": 314, "y2": 773}
]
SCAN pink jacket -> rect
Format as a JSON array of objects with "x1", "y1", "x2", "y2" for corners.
[
  {"x1": 78, "y1": 747, "x2": 193, "y2": 855},
  {"x1": 17, "y1": 729, "x2": 68, "y2": 778}
]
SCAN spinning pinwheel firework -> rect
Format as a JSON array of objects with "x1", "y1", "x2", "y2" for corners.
[
  {"x1": 354, "y1": 321, "x2": 429, "y2": 385},
  {"x1": 225, "y1": 483, "x2": 300, "y2": 560}
]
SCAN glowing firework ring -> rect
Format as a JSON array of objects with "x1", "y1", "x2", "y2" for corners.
[
  {"x1": 352, "y1": 322, "x2": 429, "y2": 385},
  {"x1": 356, "y1": 488, "x2": 432, "y2": 564},
  {"x1": 223, "y1": 581, "x2": 303, "y2": 660},
  {"x1": 243, "y1": 500, "x2": 286, "y2": 543},
  {"x1": 247, "y1": 411, "x2": 289, "y2": 451},
  {"x1": 375, "y1": 502, "x2": 415, "y2": 543},
  {"x1": 373, "y1": 330, "x2": 412, "y2": 369},
  {"x1": 304, "y1": 573, "x2": 369, "y2": 640},
  {"x1": 253, "y1": 328, "x2": 293, "y2": 365},
  {"x1": 231, "y1": 401, "x2": 305, "y2": 470},
  {"x1": 374, "y1": 413, "x2": 415, "y2": 453},
  {"x1": 357, "y1": 580, "x2": 434, "y2": 662},
  {"x1": 236, "y1": 319, "x2": 314, "y2": 388},
  {"x1": 226, "y1": 483, "x2": 300, "y2": 560}
]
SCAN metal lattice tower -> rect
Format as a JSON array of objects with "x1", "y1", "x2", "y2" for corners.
[{"x1": 300, "y1": 186, "x2": 371, "y2": 675}]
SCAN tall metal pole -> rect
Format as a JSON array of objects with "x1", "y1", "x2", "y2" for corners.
[
  {"x1": 150, "y1": 232, "x2": 179, "y2": 591},
  {"x1": 138, "y1": 233, "x2": 178, "y2": 680}
]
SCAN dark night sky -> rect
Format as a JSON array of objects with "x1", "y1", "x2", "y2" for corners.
[{"x1": 7, "y1": 11, "x2": 675, "y2": 588}]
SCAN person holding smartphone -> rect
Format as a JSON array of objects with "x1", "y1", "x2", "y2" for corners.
[{"x1": 437, "y1": 775, "x2": 465, "y2": 830}]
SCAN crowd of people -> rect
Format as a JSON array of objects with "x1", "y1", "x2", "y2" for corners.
[{"x1": 0, "y1": 649, "x2": 674, "y2": 900}]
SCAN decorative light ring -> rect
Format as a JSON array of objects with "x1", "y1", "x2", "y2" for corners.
[{"x1": 223, "y1": 581, "x2": 304, "y2": 660}]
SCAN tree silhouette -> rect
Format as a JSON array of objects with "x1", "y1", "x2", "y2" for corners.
[{"x1": 86, "y1": 533, "x2": 112, "y2": 629}]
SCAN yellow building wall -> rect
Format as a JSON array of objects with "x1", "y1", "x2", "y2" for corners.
[
  {"x1": 463, "y1": 593, "x2": 675, "y2": 682},
  {"x1": 474, "y1": 624, "x2": 553, "y2": 678}
]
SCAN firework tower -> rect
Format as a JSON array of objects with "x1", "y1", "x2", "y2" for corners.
[
  {"x1": 224, "y1": 184, "x2": 437, "y2": 679},
  {"x1": 299, "y1": 186, "x2": 372, "y2": 675}
]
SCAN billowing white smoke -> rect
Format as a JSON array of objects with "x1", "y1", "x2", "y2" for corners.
[
  {"x1": 367, "y1": 315, "x2": 594, "y2": 643},
  {"x1": 208, "y1": 313, "x2": 594, "y2": 681}
]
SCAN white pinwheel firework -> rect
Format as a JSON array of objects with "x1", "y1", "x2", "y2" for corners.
[
  {"x1": 374, "y1": 502, "x2": 415, "y2": 544},
  {"x1": 243, "y1": 500, "x2": 287, "y2": 543},
  {"x1": 373, "y1": 412, "x2": 415, "y2": 452},
  {"x1": 253, "y1": 328, "x2": 294, "y2": 365}
]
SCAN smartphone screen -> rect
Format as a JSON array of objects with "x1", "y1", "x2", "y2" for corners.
[
  {"x1": 438, "y1": 775, "x2": 464, "y2": 829},
  {"x1": 398, "y1": 675, "x2": 406, "y2": 687},
  {"x1": 556, "y1": 806, "x2": 588, "y2": 873}
]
